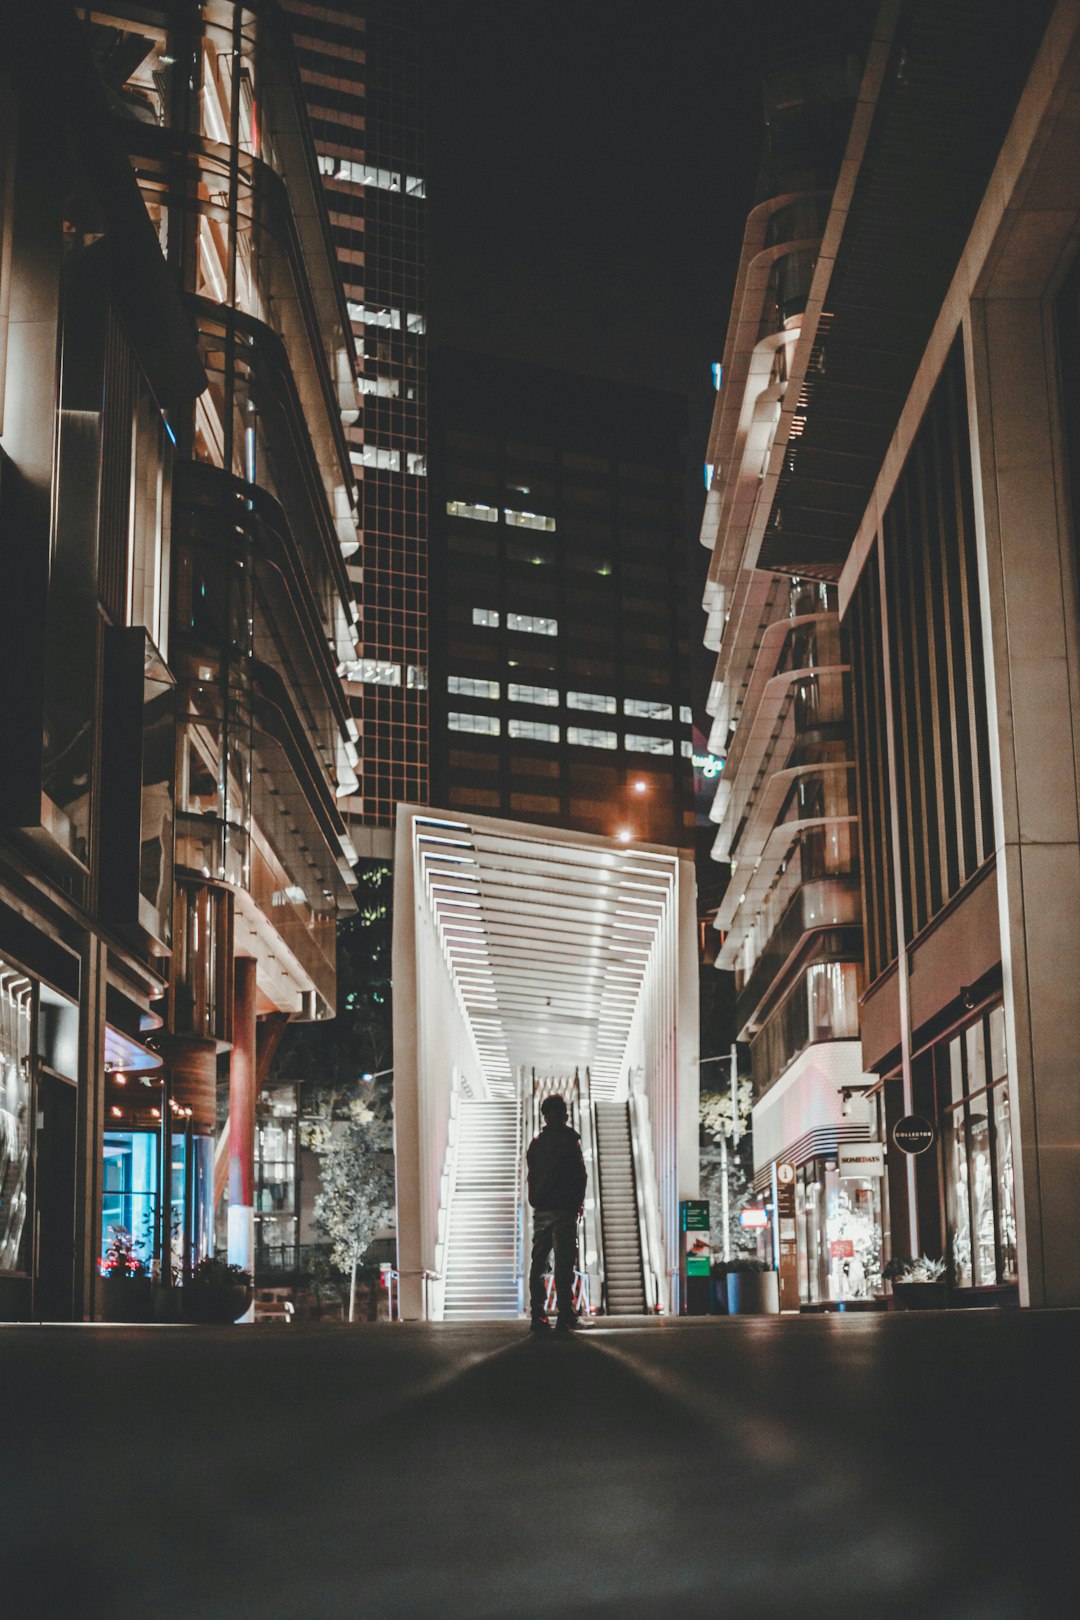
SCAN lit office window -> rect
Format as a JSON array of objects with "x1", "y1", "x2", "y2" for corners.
[
  {"x1": 318, "y1": 154, "x2": 410, "y2": 195},
  {"x1": 407, "y1": 453, "x2": 427, "y2": 477},
  {"x1": 407, "y1": 666, "x2": 428, "y2": 689},
  {"x1": 407, "y1": 312, "x2": 426, "y2": 333},
  {"x1": 504, "y1": 508, "x2": 556, "y2": 532},
  {"x1": 449, "y1": 712, "x2": 501, "y2": 736},
  {"x1": 680, "y1": 706, "x2": 693, "y2": 725},
  {"x1": 351, "y1": 445, "x2": 401, "y2": 472},
  {"x1": 568, "y1": 692, "x2": 616, "y2": 714},
  {"x1": 472, "y1": 607, "x2": 500, "y2": 627},
  {"x1": 347, "y1": 302, "x2": 402, "y2": 330},
  {"x1": 448, "y1": 500, "x2": 498, "y2": 523},
  {"x1": 624, "y1": 698, "x2": 673, "y2": 721},
  {"x1": 508, "y1": 683, "x2": 558, "y2": 707},
  {"x1": 507, "y1": 612, "x2": 558, "y2": 636},
  {"x1": 567, "y1": 727, "x2": 617, "y2": 750},
  {"x1": 509, "y1": 719, "x2": 559, "y2": 743},
  {"x1": 681, "y1": 739, "x2": 694, "y2": 758},
  {"x1": 449, "y1": 675, "x2": 500, "y2": 701},
  {"x1": 343, "y1": 660, "x2": 401, "y2": 686},
  {"x1": 626, "y1": 733, "x2": 674, "y2": 755},
  {"x1": 357, "y1": 376, "x2": 400, "y2": 397}
]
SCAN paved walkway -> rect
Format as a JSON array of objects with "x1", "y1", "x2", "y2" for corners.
[{"x1": 1, "y1": 1312, "x2": 1076, "y2": 1617}]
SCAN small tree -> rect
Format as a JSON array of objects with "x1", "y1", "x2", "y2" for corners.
[
  {"x1": 308, "y1": 1093, "x2": 394, "y2": 1321},
  {"x1": 700, "y1": 1078, "x2": 756, "y2": 1262}
]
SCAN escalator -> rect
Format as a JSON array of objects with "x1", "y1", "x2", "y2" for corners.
[{"x1": 594, "y1": 1102, "x2": 647, "y2": 1314}]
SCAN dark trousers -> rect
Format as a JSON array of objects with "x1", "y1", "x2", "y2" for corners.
[{"x1": 529, "y1": 1208, "x2": 577, "y2": 1320}]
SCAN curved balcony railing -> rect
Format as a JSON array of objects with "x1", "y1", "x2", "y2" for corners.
[
  {"x1": 123, "y1": 124, "x2": 355, "y2": 475},
  {"x1": 177, "y1": 462, "x2": 353, "y2": 769}
]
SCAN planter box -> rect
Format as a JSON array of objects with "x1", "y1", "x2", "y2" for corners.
[
  {"x1": 181, "y1": 1284, "x2": 253, "y2": 1325},
  {"x1": 100, "y1": 1276, "x2": 153, "y2": 1323},
  {"x1": 892, "y1": 1280, "x2": 948, "y2": 1311},
  {"x1": 726, "y1": 1271, "x2": 780, "y2": 1315}
]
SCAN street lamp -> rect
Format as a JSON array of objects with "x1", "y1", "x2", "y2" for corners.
[{"x1": 361, "y1": 1067, "x2": 393, "y2": 1084}]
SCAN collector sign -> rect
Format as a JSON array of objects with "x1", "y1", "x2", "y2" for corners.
[{"x1": 892, "y1": 1114, "x2": 936, "y2": 1155}]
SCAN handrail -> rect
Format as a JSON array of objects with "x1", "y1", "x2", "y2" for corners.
[
  {"x1": 580, "y1": 1070, "x2": 606, "y2": 1313},
  {"x1": 627, "y1": 1093, "x2": 663, "y2": 1312}
]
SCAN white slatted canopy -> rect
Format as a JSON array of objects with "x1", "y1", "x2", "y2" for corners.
[{"x1": 408, "y1": 812, "x2": 679, "y2": 1099}]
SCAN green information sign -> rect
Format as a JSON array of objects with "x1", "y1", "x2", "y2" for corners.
[
  {"x1": 681, "y1": 1200, "x2": 709, "y2": 1232},
  {"x1": 686, "y1": 1255, "x2": 710, "y2": 1277}
]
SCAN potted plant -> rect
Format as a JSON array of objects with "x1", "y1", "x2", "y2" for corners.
[
  {"x1": 181, "y1": 1257, "x2": 254, "y2": 1325},
  {"x1": 100, "y1": 1227, "x2": 153, "y2": 1322},
  {"x1": 888, "y1": 1255, "x2": 949, "y2": 1310},
  {"x1": 724, "y1": 1257, "x2": 780, "y2": 1316}
]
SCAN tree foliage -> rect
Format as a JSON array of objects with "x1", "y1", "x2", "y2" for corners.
[
  {"x1": 307, "y1": 1092, "x2": 394, "y2": 1274},
  {"x1": 273, "y1": 861, "x2": 397, "y2": 1279},
  {"x1": 699, "y1": 1078, "x2": 757, "y2": 1260}
]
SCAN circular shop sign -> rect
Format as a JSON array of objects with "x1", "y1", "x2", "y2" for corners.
[
  {"x1": 892, "y1": 1114, "x2": 936, "y2": 1155},
  {"x1": 777, "y1": 1161, "x2": 796, "y2": 1185}
]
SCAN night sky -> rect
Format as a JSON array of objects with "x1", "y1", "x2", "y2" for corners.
[{"x1": 423, "y1": 1, "x2": 776, "y2": 704}]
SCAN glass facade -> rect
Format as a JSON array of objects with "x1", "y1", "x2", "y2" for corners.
[
  {"x1": 286, "y1": 0, "x2": 429, "y2": 829},
  {"x1": 254, "y1": 1085, "x2": 300, "y2": 1272},
  {"x1": 938, "y1": 1006, "x2": 1017, "y2": 1288},
  {"x1": 101, "y1": 1129, "x2": 213, "y2": 1280},
  {"x1": 0, "y1": 963, "x2": 32, "y2": 1276},
  {"x1": 795, "y1": 1156, "x2": 884, "y2": 1304},
  {"x1": 430, "y1": 357, "x2": 694, "y2": 845}
]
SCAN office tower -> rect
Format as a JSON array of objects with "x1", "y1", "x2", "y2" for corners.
[
  {"x1": 429, "y1": 351, "x2": 695, "y2": 852},
  {"x1": 701, "y1": 0, "x2": 1074, "y2": 1307},
  {"x1": 0, "y1": 2, "x2": 361, "y2": 1318},
  {"x1": 286, "y1": 0, "x2": 428, "y2": 850}
]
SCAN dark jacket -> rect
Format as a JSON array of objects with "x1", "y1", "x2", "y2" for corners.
[{"x1": 527, "y1": 1122, "x2": 587, "y2": 1211}]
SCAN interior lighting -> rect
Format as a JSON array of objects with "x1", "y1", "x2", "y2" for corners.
[
  {"x1": 617, "y1": 829, "x2": 633, "y2": 843},
  {"x1": 114, "y1": 1075, "x2": 127, "y2": 1086},
  {"x1": 110, "y1": 1106, "x2": 122, "y2": 1118},
  {"x1": 633, "y1": 780, "x2": 648, "y2": 794}
]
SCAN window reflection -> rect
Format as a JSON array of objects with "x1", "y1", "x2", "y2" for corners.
[
  {"x1": 939, "y1": 1008, "x2": 1018, "y2": 1288},
  {"x1": 0, "y1": 966, "x2": 33, "y2": 1274}
]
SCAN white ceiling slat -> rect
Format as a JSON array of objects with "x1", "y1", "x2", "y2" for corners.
[{"x1": 416, "y1": 814, "x2": 679, "y2": 1097}]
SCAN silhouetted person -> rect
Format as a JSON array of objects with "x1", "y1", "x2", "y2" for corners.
[{"x1": 527, "y1": 1094, "x2": 587, "y2": 1331}]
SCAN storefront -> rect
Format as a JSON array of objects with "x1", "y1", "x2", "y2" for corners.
[
  {"x1": 794, "y1": 1135, "x2": 887, "y2": 1304},
  {"x1": 934, "y1": 1003, "x2": 1017, "y2": 1292},
  {"x1": 751, "y1": 1040, "x2": 887, "y2": 1307}
]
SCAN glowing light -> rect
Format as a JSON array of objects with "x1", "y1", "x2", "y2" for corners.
[
  {"x1": 617, "y1": 829, "x2": 632, "y2": 844},
  {"x1": 633, "y1": 780, "x2": 647, "y2": 794}
]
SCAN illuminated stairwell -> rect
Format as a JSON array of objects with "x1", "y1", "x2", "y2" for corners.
[{"x1": 442, "y1": 1099, "x2": 522, "y2": 1320}]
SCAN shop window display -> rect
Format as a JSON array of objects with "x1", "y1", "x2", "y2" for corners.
[
  {"x1": 796, "y1": 1157, "x2": 883, "y2": 1303},
  {"x1": 0, "y1": 964, "x2": 33, "y2": 1274},
  {"x1": 939, "y1": 1005, "x2": 1017, "y2": 1288}
]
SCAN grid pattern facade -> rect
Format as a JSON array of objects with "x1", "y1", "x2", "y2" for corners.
[
  {"x1": 286, "y1": 0, "x2": 428, "y2": 828},
  {"x1": 430, "y1": 354, "x2": 694, "y2": 849}
]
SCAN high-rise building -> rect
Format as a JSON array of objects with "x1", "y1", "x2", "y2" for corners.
[
  {"x1": 285, "y1": 0, "x2": 428, "y2": 850},
  {"x1": 0, "y1": 1, "x2": 362, "y2": 1319},
  {"x1": 699, "y1": 19, "x2": 875, "y2": 1308},
  {"x1": 703, "y1": 0, "x2": 1080, "y2": 1309},
  {"x1": 429, "y1": 351, "x2": 695, "y2": 851}
]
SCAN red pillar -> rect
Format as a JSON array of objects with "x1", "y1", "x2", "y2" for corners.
[{"x1": 227, "y1": 956, "x2": 258, "y2": 1319}]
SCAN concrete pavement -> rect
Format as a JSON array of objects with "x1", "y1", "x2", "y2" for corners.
[{"x1": 0, "y1": 1312, "x2": 1076, "y2": 1618}]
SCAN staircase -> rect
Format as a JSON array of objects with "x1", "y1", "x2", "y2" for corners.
[
  {"x1": 442, "y1": 1099, "x2": 522, "y2": 1320},
  {"x1": 594, "y1": 1103, "x2": 646, "y2": 1314}
]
